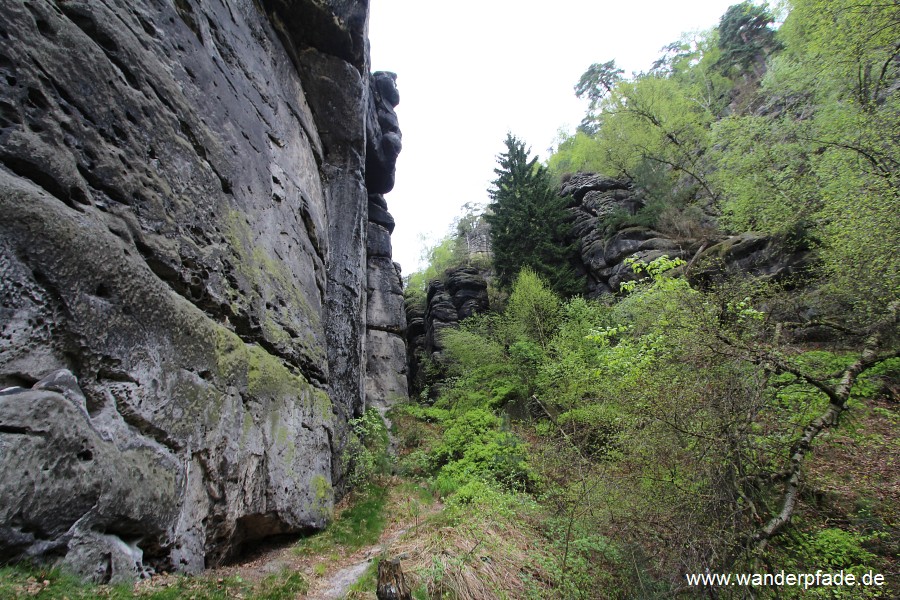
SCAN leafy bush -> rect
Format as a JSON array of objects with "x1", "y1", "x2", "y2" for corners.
[{"x1": 344, "y1": 408, "x2": 390, "y2": 488}]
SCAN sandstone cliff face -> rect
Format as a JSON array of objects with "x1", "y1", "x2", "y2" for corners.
[
  {"x1": 0, "y1": 0, "x2": 405, "y2": 581},
  {"x1": 561, "y1": 173, "x2": 812, "y2": 295},
  {"x1": 406, "y1": 267, "x2": 489, "y2": 396},
  {"x1": 364, "y1": 72, "x2": 408, "y2": 419}
]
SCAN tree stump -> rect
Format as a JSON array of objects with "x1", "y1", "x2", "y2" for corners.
[{"x1": 376, "y1": 558, "x2": 411, "y2": 600}]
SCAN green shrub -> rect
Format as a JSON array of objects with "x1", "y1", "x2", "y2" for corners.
[
  {"x1": 344, "y1": 408, "x2": 390, "y2": 488},
  {"x1": 809, "y1": 528, "x2": 877, "y2": 571}
]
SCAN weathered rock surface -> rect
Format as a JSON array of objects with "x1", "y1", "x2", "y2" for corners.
[
  {"x1": 445, "y1": 267, "x2": 490, "y2": 321},
  {"x1": 1, "y1": 371, "x2": 179, "y2": 582},
  {"x1": 406, "y1": 267, "x2": 489, "y2": 396},
  {"x1": 561, "y1": 173, "x2": 811, "y2": 294},
  {"x1": 0, "y1": 0, "x2": 404, "y2": 580},
  {"x1": 688, "y1": 232, "x2": 812, "y2": 286},
  {"x1": 364, "y1": 73, "x2": 408, "y2": 416},
  {"x1": 366, "y1": 72, "x2": 402, "y2": 196}
]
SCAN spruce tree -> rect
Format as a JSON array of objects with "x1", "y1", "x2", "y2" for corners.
[{"x1": 485, "y1": 134, "x2": 581, "y2": 296}]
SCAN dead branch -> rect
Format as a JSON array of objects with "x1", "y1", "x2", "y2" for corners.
[{"x1": 750, "y1": 300, "x2": 898, "y2": 549}]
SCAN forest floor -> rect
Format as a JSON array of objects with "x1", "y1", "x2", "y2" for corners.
[
  {"x1": 224, "y1": 479, "x2": 440, "y2": 599},
  {"x1": 2, "y1": 393, "x2": 896, "y2": 599},
  {"x1": 129, "y1": 476, "x2": 443, "y2": 599}
]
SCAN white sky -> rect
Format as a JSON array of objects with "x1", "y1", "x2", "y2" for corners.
[{"x1": 369, "y1": 0, "x2": 740, "y2": 274}]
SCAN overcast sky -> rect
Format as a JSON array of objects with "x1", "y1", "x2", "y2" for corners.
[{"x1": 369, "y1": 0, "x2": 740, "y2": 274}]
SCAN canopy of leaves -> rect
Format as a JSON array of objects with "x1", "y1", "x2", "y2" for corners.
[
  {"x1": 712, "y1": 0, "x2": 900, "y2": 314},
  {"x1": 549, "y1": 0, "x2": 898, "y2": 321}
]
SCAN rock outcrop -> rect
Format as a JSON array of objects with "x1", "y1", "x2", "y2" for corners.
[
  {"x1": 0, "y1": 0, "x2": 405, "y2": 581},
  {"x1": 365, "y1": 72, "x2": 408, "y2": 416},
  {"x1": 406, "y1": 267, "x2": 489, "y2": 396},
  {"x1": 561, "y1": 173, "x2": 811, "y2": 295}
]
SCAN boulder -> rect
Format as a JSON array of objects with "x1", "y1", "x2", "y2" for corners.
[
  {"x1": 446, "y1": 267, "x2": 490, "y2": 320},
  {"x1": 560, "y1": 173, "x2": 810, "y2": 295},
  {"x1": 691, "y1": 233, "x2": 813, "y2": 285}
]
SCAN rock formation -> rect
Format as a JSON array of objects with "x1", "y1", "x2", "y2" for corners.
[
  {"x1": 0, "y1": 0, "x2": 405, "y2": 582},
  {"x1": 406, "y1": 267, "x2": 489, "y2": 396},
  {"x1": 365, "y1": 72, "x2": 409, "y2": 419},
  {"x1": 560, "y1": 173, "x2": 811, "y2": 295}
]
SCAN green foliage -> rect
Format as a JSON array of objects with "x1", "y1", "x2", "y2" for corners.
[
  {"x1": 440, "y1": 316, "x2": 529, "y2": 409},
  {"x1": 553, "y1": 31, "x2": 729, "y2": 225},
  {"x1": 574, "y1": 59, "x2": 624, "y2": 132},
  {"x1": 397, "y1": 243, "x2": 897, "y2": 594},
  {"x1": 809, "y1": 528, "x2": 877, "y2": 570},
  {"x1": 505, "y1": 269, "x2": 563, "y2": 348},
  {"x1": 712, "y1": 0, "x2": 900, "y2": 318},
  {"x1": 711, "y1": 113, "x2": 821, "y2": 233},
  {"x1": 404, "y1": 203, "x2": 492, "y2": 306},
  {"x1": 254, "y1": 570, "x2": 310, "y2": 599},
  {"x1": 546, "y1": 130, "x2": 607, "y2": 175},
  {"x1": 431, "y1": 408, "x2": 534, "y2": 494},
  {"x1": 0, "y1": 565, "x2": 307, "y2": 599},
  {"x1": 770, "y1": 525, "x2": 884, "y2": 598},
  {"x1": 485, "y1": 134, "x2": 582, "y2": 296},
  {"x1": 535, "y1": 518, "x2": 624, "y2": 600},
  {"x1": 344, "y1": 408, "x2": 390, "y2": 488},
  {"x1": 400, "y1": 404, "x2": 450, "y2": 423},
  {"x1": 619, "y1": 254, "x2": 687, "y2": 292},
  {"x1": 404, "y1": 234, "x2": 464, "y2": 306},
  {"x1": 550, "y1": 0, "x2": 899, "y2": 328},
  {"x1": 294, "y1": 483, "x2": 389, "y2": 555},
  {"x1": 716, "y1": 1, "x2": 779, "y2": 75},
  {"x1": 535, "y1": 296, "x2": 612, "y2": 412},
  {"x1": 395, "y1": 2, "x2": 900, "y2": 595},
  {"x1": 556, "y1": 403, "x2": 625, "y2": 460}
]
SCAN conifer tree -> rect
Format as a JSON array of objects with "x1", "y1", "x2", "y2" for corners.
[{"x1": 485, "y1": 134, "x2": 581, "y2": 296}]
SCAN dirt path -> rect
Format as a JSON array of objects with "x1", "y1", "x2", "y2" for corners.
[
  {"x1": 206, "y1": 485, "x2": 440, "y2": 599},
  {"x1": 303, "y1": 524, "x2": 412, "y2": 600}
]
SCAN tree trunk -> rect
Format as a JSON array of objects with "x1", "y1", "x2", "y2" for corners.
[{"x1": 377, "y1": 558, "x2": 411, "y2": 600}]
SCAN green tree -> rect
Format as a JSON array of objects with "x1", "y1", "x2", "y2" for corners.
[
  {"x1": 574, "y1": 59, "x2": 624, "y2": 133},
  {"x1": 716, "y1": 1, "x2": 779, "y2": 75},
  {"x1": 712, "y1": 0, "x2": 900, "y2": 316},
  {"x1": 554, "y1": 29, "x2": 729, "y2": 207},
  {"x1": 485, "y1": 134, "x2": 581, "y2": 296}
]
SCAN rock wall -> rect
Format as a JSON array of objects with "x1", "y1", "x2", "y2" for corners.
[
  {"x1": 561, "y1": 173, "x2": 812, "y2": 295},
  {"x1": 0, "y1": 0, "x2": 405, "y2": 581},
  {"x1": 365, "y1": 72, "x2": 408, "y2": 417},
  {"x1": 406, "y1": 267, "x2": 489, "y2": 396}
]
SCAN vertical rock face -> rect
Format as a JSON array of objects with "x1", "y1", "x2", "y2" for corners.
[
  {"x1": 0, "y1": 0, "x2": 403, "y2": 581},
  {"x1": 364, "y1": 72, "x2": 408, "y2": 415}
]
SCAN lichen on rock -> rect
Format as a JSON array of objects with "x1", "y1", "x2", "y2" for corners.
[{"x1": 0, "y1": 0, "x2": 406, "y2": 580}]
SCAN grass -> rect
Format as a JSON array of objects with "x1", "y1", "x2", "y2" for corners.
[
  {"x1": 385, "y1": 484, "x2": 556, "y2": 600},
  {"x1": 343, "y1": 559, "x2": 381, "y2": 599},
  {"x1": 254, "y1": 569, "x2": 309, "y2": 599},
  {"x1": 0, "y1": 564, "x2": 308, "y2": 599},
  {"x1": 293, "y1": 482, "x2": 390, "y2": 556}
]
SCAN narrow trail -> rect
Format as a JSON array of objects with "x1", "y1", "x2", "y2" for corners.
[
  {"x1": 305, "y1": 524, "x2": 412, "y2": 600},
  {"x1": 209, "y1": 484, "x2": 441, "y2": 599}
]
